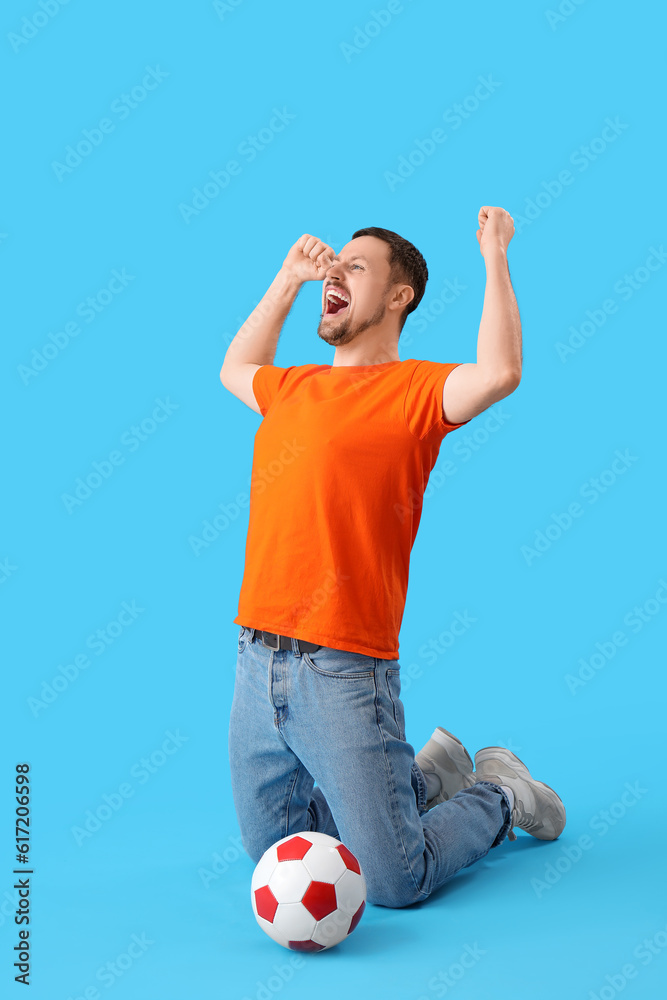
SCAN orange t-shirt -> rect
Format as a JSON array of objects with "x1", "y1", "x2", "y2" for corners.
[{"x1": 233, "y1": 358, "x2": 471, "y2": 660}]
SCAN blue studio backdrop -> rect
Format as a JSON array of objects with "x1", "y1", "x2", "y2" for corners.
[{"x1": 3, "y1": 2, "x2": 666, "y2": 998}]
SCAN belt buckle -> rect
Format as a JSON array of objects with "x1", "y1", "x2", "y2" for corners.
[{"x1": 261, "y1": 631, "x2": 280, "y2": 650}]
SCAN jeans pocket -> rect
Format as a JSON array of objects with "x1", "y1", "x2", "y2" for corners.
[
  {"x1": 386, "y1": 668, "x2": 406, "y2": 740},
  {"x1": 237, "y1": 626, "x2": 248, "y2": 653},
  {"x1": 302, "y1": 646, "x2": 376, "y2": 679}
]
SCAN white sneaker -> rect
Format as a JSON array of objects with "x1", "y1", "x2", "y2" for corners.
[
  {"x1": 474, "y1": 746, "x2": 566, "y2": 841},
  {"x1": 415, "y1": 727, "x2": 475, "y2": 810}
]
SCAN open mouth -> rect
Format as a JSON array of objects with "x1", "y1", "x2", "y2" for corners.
[{"x1": 324, "y1": 287, "x2": 350, "y2": 317}]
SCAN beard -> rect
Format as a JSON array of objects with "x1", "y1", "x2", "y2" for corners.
[{"x1": 316, "y1": 298, "x2": 387, "y2": 347}]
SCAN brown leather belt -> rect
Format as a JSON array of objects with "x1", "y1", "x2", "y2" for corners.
[{"x1": 252, "y1": 629, "x2": 321, "y2": 654}]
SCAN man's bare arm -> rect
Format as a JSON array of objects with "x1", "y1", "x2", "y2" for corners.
[
  {"x1": 442, "y1": 207, "x2": 522, "y2": 425},
  {"x1": 219, "y1": 235, "x2": 335, "y2": 411}
]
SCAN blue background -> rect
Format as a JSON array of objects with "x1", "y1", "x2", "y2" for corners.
[{"x1": 4, "y1": 1, "x2": 666, "y2": 997}]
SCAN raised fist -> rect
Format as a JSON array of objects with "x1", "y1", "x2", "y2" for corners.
[
  {"x1": 281, "y1": 234, "x2": 336, "y2": 283},
  {"x1": 476, "y1": 207, "x2": 515, "y2": 256}
]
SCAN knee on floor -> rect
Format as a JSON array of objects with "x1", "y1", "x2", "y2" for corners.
[{"x1": 366, "y1": 877, "x2": 427, "y2": 909}]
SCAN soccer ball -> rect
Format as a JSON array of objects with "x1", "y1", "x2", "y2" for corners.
[{"x1": 250, "y1": 831, "x2": 367, "y2": 952}]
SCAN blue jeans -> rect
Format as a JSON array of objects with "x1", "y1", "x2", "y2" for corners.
[{"x1": 228, "y1": 626, "x2": 513, "y2": 908}]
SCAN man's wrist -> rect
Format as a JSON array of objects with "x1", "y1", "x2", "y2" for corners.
[
  {"x1": 482, "y1": 244, "x2": 508, "y2": 264},
  {"x1": 275, "y1": 267, "x2": 304, "y2": 297}
]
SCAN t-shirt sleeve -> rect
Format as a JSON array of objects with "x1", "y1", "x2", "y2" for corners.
[
  {"x1": 252, "y1": 364, "x2": 297, "y2": 417},
  {"x1": 403, "y1": 360, "x2": 472, "y2": 439}
]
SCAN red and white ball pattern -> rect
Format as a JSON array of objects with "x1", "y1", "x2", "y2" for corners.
[{"x1": 251, "y1": 831, "x2": 366, "y2": 952}]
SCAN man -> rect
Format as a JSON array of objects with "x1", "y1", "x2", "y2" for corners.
[{"x1": 220, "y1": 209, "x2": 566, "y2": 909}]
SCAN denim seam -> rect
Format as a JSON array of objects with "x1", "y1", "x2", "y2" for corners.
[
  {"x1": 386, "y1": 672, "x2": 427, "y2": 814},
  {"x1": 283, "y1": 765, "x2": 302, "y2": 839},
  {"x1": 374, "y1": 663, "x2": 428, "y2": 901},
  {"x1": 412, "y1": 760, "x2": 428, "y2": 813},
  {"x1": 266, "y1": 648, "x2": 275, "y2": 716},
  {"x1": 386, "y1": 671, "x2": 401, "y2": 737},
  {"x1": 302, "y1": 652, "x2": 374, "y2": 680}
]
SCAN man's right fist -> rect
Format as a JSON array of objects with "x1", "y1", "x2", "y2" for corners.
[{"x1": 281, "y1": 235, "x2": 336, "y2": 283}]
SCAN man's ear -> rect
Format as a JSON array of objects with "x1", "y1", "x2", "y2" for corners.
[{"x1": 390, "y1": 284, "x2": 414, "y2": 312}]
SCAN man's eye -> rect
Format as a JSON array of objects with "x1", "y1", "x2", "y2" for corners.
[{"x1": 351, "y1": 264, "x2": 363, "y2": 270}]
